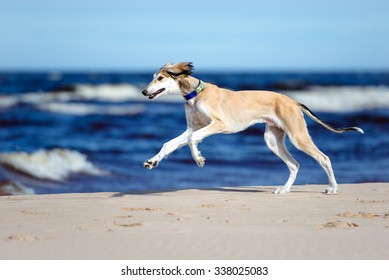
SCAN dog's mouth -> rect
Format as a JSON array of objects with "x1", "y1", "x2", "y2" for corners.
[{"x1": 148, "y1": 88, "x2": 165, "y2": 100}]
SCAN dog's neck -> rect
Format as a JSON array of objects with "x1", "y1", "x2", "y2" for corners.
[
  {"x1": 183, "y1": 76, "x2": 205, "y2": 103},
  {"x1": 183, "y1": 76, "x2": 200, "y2": 92}
]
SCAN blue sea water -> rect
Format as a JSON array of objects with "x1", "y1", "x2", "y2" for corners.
[{"x1": 0, "y1": 71, "x2": 388, "y2": 195}]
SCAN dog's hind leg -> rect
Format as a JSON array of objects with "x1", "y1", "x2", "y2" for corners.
[
  {"x1": 264, "y1": 125, "x2": 300, "y2": 194},
  {"x1": 285, "y1": 119, "x2": 338, "y2": 194}
]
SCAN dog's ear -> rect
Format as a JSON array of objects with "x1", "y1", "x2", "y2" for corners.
[
  {"x1": 159, "y1": 63, "x2": 173, "y2": 72},
  {"x1": 166, "y1": 62, "x2": 193, "y2": 78}
]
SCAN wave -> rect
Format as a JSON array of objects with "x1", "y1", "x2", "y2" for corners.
[
  {"x1": 0, "y1": 83, "x2": 181, "y2": 106},
  {"x1": 0, "y1": 180, "x2": 35, "y2": 195},
  {"x1": 21, "y1": 83, "x2": 146, "y2": 103},
  {"x1": 35, "y1": 102, "x2": 146, "y2": 116},
  {"x1": 0, "y1": 83, "x2": 141, "y2": 106},
  {"x1": 0, "y1": 83, "x2": 146, "y2": 116},
  {"x1": 285, "y1": 86, "x2": 389, "y2": 112},
  {"x1": 0, "y1": 149, "x2": 107, "y2": 181},
  {"x1": 2, "y1": 84, "x2": 389, "y2": 113},
  {"x1": 0, "y1": 95, "x2": 19, "y2": 108},
  {"x1": 52, "y1": 83, "x2": 181, "y2": 102},
  {"x1": 73, "y1": 84, "x2": 142, "y2": 102}
]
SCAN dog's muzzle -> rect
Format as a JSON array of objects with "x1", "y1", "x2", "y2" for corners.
[{"x1": 142, "y1": 88, "x2": 165, "y2": 100}]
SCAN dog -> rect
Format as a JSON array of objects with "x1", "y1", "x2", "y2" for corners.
[{"x1": 142, "y1": 62, "x2": 363, "y2": 194}]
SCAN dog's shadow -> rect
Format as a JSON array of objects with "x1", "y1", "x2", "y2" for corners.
[
  {"x1": 111, "y1": 186, "x2": 278, "y2": 198},
  {"x1": 111, "y1": 185, "x2": 328, "y2": 197}
]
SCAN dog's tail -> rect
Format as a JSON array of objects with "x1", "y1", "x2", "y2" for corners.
[{"x1": 299, "y1": 103, "x2": 364, "y2": 134}]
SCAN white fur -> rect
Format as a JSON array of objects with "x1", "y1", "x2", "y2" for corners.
[{"x1": 146, "y1": 78, "x2": 181, "y2": 99}]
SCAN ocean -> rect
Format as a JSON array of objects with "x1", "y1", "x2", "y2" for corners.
[{"x1": 0, "y1": 71, "x2": 388, "y2": 195}]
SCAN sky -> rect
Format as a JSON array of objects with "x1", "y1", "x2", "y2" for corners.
[{"x1": 1, "y1": 0, "x2": 388, "y2": 71}]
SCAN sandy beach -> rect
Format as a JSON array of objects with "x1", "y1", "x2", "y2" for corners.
[{"x1": 0, "y1": 183, "x2": 388, "y2": 260}]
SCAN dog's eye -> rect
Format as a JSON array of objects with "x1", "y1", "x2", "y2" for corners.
[{"x1": 157, "y1": 76, "x2": 164, "y2": 81}]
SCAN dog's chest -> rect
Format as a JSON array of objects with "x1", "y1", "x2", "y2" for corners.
[{"x1": 185, "y1": 102, "x2": 211, "y2": 129}]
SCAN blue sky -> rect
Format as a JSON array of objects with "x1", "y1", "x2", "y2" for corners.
[{"x1": 1, "y1": 0, "x2": 388, "y2": 71}]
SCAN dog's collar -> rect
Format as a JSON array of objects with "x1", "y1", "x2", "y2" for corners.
[{"x1": 184, "y1": 80, "x2": 206, "y2": 101}]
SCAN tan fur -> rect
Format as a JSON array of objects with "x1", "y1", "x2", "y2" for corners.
[{"x1": 142, "y1": 62, "x2": 363, "y2": 194}]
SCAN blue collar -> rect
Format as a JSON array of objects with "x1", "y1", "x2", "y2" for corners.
[{"x1": 184, "y1": 80, "x2": 206, "y2": 101}]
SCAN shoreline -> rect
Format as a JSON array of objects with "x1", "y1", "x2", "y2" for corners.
[{"x1": 1, "y1": 183, "x2": 388, "y2": 260}]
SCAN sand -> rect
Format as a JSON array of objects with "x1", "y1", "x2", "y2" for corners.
[{"x1": 0, "y1": 183, "x2": 388, "y2": 260}]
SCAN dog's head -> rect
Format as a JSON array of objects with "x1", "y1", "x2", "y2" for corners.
[{"x1": 142, "y1": 62, "x2": 194, "y2": 100}]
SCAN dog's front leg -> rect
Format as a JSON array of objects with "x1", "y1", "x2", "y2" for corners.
[
  {"x1": 144, "y1": 129, "x2": 191, "y2": 169},
  {"x1": 188, "y1": 122, "x2": 224, "y2": 167},
  {"x1": 188, "y1": 139, "x2": 206, "y2": 167}
]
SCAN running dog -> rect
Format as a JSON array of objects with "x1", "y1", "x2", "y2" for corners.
[{"x1": 142, "y1": 62, "x2": 363, "y2": 194}]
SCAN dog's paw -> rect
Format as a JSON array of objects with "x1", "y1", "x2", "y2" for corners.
[
  {"x1": 325, "y1": 186, "x2": 338, "y2": 195},
  {"x1": 195, "y1": 156, "x2": 206, "y2": 168},
  {"x1": 273, "y1": 187, "x2": 290, "y2": 194},
  {"x1": 144, "y1": 160, "x2": 158, "y2": 169}
]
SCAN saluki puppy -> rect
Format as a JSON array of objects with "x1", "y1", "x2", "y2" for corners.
[{"x1": 142, "y1": 62, "x2": 363, "y2": 194}]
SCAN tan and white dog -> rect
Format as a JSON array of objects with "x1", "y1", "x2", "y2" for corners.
[{"x1": 142, "y1": 62, "x2": 363, "y2": 194}]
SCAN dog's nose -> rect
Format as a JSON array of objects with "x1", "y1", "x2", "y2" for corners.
[{"x1": 142, "y1": 89, "x2": 148, "y2": 96}]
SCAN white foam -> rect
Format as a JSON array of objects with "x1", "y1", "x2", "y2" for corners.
[
  {"x1": 0, "y1": 95, "x2": 19, "y2": 108},
  {"x1": 11, "y1": 83, "x2": 143, "y2": 104},
  {"x1": 36, "y1": 102, "x2": 146, "y2": 116},
  {"x1": 0, "y1": 180, "x2": 35, "y2": 195},
  {"x1": 0, "y1": 149, "x2": 107, "y2": 181},
  {"x1": 17, "y1": 83, "x2": 182, "y2": 104},
  {"x1": 285, "y1": 86, "x2": 389, "y2": 112},
  {"x1": 71, "y1": 83, "x2": 181, "y2": 102},
  {"x1": 19, "y1": 92, "x2": 73, "y2": 104},
  {"x1": 73, "y1": 84, "x2": 141, "y2": 102}
]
